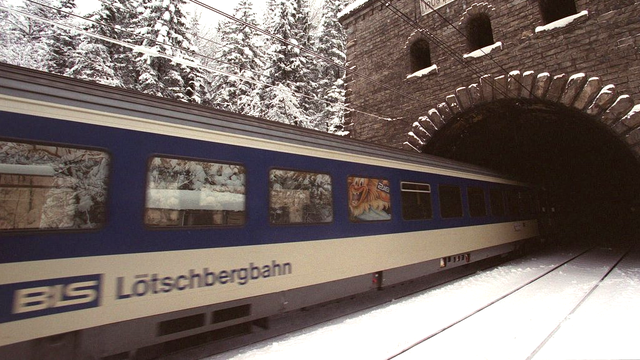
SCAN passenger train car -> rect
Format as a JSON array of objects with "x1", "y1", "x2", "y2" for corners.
[{"x1": 0, "y1": 64, "x2": 541, "y2": 359}]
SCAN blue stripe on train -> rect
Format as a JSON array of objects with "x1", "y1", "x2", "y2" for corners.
[{"x1": 0, "y1": 111, "x2": 528, "y2": 263}]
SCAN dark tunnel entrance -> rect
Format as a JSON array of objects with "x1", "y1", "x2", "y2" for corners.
[{"x1": 423, "y1": 99, "x2": 640, "y2": 247}]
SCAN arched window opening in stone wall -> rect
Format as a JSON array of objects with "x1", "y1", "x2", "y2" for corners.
[
  {"x1": 467, "y1": 14, "x2": 494, "y2": 51},
  {"x1": 539, "y1": 0, "x2": 578, "y2": 24},
  {"x1": 409, "y1": 39, "x2": 432, "y2": 73}
]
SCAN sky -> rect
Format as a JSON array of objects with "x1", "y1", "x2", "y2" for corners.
[
  {"x1": 5, "y1": 0, "x2": 269, "y2": 23},
  {"x1": 74, "y1": 0, "x2": 269, "y2": 22},
  {"x1": 4, "y1": 0, "x2": 330, "y2": 30}
]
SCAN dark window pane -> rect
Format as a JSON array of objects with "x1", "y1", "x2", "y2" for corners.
[
  {"x1": 521, "y1": 191, "x2": 533, "y2": 215},
  {"x1": 467, "y1": 187, "x2": 487, "y2": 217},
  {"x1": 401, "y1": 182, "x2": 432, "y2": 220},
  {"x1": 410, "y1": 39, "x2": 432, "y2": 73},
  {"x1": 439, "y1": 185, "x2": 463, "y2": 218},
  {"x1": 506, "y1": 190, "x2": 520, "y2": 216},
  {"x1": 490, "y1": 189, "x2": 505, "y2": 217},
  {"x1": 539, "y1": 0, "x2": 578, "y2": 24},
  {"x1": 467, "y1": 13, "x2": 494, "y2": 51}
]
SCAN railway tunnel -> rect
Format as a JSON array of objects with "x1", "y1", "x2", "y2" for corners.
[
  {"x1": 339, "y1": 0, "x2": 640, "y2": 249},
  {"x1": 412, "y1": 94, "x2": 640, "y2": 247}
]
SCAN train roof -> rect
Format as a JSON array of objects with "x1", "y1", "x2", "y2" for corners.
[{"x1": 0, "y1": 63, "x2": 523, "y2": 185}]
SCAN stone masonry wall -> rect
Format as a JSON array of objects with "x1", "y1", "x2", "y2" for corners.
[{"x1": 340, "y1": 0, "x2": 640, "y2": 149}]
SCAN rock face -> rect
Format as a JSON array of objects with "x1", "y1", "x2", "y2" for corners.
[{"x1": 339, "y1": 0, "x2": 640, "y2": 159}]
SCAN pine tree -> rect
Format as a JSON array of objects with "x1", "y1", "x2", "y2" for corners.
[
  {"x1": 261, "y1": 0, "x2": 314, "y2": 128},
  {"x1": 133, "y1": 0, "x2": 203, "y2": 102},
  {"x1": 261, "y1": 0, "x2": 277, "y2": 37},
  {"x1": 208, "y1": 0, "x2": 263, "y2": 115},
  {"x1": 47, "y1": 0, "x2": 78, "y2": 75},
  {"x1": 0, "y1": 0, "x2": 54, "y2": 70},
  {"x1": 292, "y1": 0, "x2": 318, "y2": 118},
  {"x1": 64, "y1": 0, "x2": 139, "y2": 86},
  {"x1": 0, "y1": 0, "x2": 12, "y2": 64},
  {"x1": 315, "y1": 0, "x2": 348, "y2": 135},
  {"x1": 65, "y1": 33, "x2": 121, "y2": 86}
]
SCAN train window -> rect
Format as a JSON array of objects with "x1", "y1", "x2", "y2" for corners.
[
  {"x1": 490, "y1": 189, "x2": 505, "y2": 216},
  {"x1": 439, "y1": 185, "x2": 463, "y2": 218},
  {"x1": 145, "y1": 157, "x2": 245, "y2": 227},
  {"x1": 269, "y1": 169, "x2": 333, "y2": 224},
  {"x1": 521, "y1": 191, "x2": 533, "y2": 215},
  {"x1": 347, "y1": 176, "x2": 391, "y2": 222},
  {"x1": 506, "y1": 190, "x2": 521, "y2": 216},
  {"x1": 0, "y1": 140, "x2": 109, "y2": 231},
  {"x1": 467, "y1": 187, "x2": 487, "y2": 217},
  {"x1": 401, "y1": 182, "x2": 432, "y2": 220},
  {"x1": 531, "y1": 192, "x2": 541, "y2": 214}
]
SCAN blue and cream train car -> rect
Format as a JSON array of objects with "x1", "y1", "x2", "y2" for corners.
[{"x1": 0, "y1": 64, "x2": 540, "y2": 359}]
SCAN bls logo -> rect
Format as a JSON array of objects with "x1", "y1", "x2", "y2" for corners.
[{"x1": 1, "y1": 275, "x2": 101, "y2": 323}]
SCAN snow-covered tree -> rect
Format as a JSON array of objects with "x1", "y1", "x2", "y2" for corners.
[
  {"x1": 315, "y1": 0, "x2": 348, "y2": 135},
  {"x1": 66, "y1": 0, "x2": 140, "y2": 87},
  {"x1": 46, "y1": 0, "x2": 78, "y2": 75},
  {"x1": 292, "y1": 0, "x2": 318, "y2": 116},
  {"x1": 132, "y1": 0, "x2": 203, "y2": 102},
  {"x1": 65, "y1": 36, "x2": 122, "y2": 86},
  {"x1": 261, "y1": 0, "x2": 316, "y2": 128},
  {"x1": 208, "y1": 0, "x2": 263, "y2": 115},
  {"x1": 189, "y1": 10, "x2": 217, "y2": 68},
  {"x1": 0, "y1": 0, "x2": 11, "y2": 64},
  {"x1": 0, "y1": 0, "x2": 54, "y2": 70}
]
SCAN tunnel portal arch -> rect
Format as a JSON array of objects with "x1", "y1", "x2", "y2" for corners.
[
  {"x1": 404, "y1": 70, "x2": 640, "y2": 244},
  {"x1": 405, "y1": 70, "x2": 640, "y2": 159}
]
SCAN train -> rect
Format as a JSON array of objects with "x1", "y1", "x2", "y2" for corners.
[{"x1": 0, "y1": 63, "x2": 542, "y2": 359}]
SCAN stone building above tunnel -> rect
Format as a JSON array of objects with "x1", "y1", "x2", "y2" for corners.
[
  {"x1": 338, "y1": 0, "x2": 640, "y2": 242},
  {"x1": 338, "y1": 0, "x2": 640, "y2": 159}
]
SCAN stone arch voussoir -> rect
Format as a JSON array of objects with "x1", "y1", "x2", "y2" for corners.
[
  {"x1": 458, "y1": 2, "x2": 497, "y2": 26},
  {"x1": 403, "y1": 70, "x2": 640, "y2": 160},
  {"x1": 404, "y1": 29, "x2": 428, "y2": 50}
]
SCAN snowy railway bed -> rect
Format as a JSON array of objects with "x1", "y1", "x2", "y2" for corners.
[{"x1": 185, "y1": 245, "x2": 640, "y2": 360}]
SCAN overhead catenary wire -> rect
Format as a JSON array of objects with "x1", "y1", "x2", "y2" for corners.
[
  {"x1": 187, "y1": 0, "x2": 428, "y2": 105},
  {"x1": 18, "y1": 0, "x2": 405, "y2": 122},
  {"x1": 8, "y1": 0, "x2": 527, "y2": 122},
  {"x1": 21, "y1": 0, "x2": 245, "y2": 73},
  {"x1": 192, "y1": 0, "x2": 528, "y2": 117},
  {"x1": 20, "y1": 0, "x2": 435, "y2": 118},
  {"x1": 376, "y1": 0, "x2": 542, "y2": 152},
  {"x1": 0, "y1": 3, "x2": 396, "y2": 123}
]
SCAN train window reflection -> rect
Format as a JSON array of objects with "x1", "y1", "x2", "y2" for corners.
[
  {"x1": 439, "y1": 184, "x2": 463, "y2": 218},
  {"x1": 0, "y1": 140, "x2": 109, "y2": 231},
  {"x1": 269, "y1": 169, "x2": 333, "y2": 224},
  {"x1": 145, "y1": 157, "x2": 246, "y2": 227},
  {"x1": 347, "y1": 177, "x2": 391, "y2": 222},
  {"x1": 401, "y1": 182, "x2": 432, "y2": 220},
  {"x1": 467, "y1": 186, "x2": 487, "y2": 217}
]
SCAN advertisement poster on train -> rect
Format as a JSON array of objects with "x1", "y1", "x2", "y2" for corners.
[{"x1": 347, "y1": 177, "x2": 392, "y2": 221}]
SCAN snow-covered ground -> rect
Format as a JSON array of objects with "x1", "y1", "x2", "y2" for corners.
[
  {"x1": 202, "y1": 245, "x2": 640, "y2": 360},
  {"x1": 396, "y1": 247, "x2": 629, "y2": 359},
  {"x1": 532, "y1": 246, "x2": 640, "y2": 360}
]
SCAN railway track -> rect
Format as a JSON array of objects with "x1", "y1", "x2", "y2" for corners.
[
  {"x1": 391, "y1": 246, "x2": 631, "y2": 360},
  {"x1": 185, "y1": 244, "x2": 639, "y2": 360}
]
